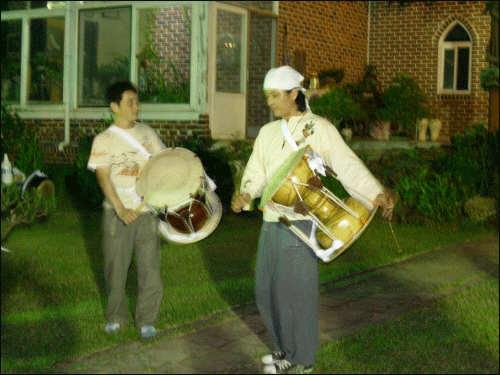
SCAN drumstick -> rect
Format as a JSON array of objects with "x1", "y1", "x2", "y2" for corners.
[{"x1": 135, "y1": 200, "x2": 149, "y2": 213}]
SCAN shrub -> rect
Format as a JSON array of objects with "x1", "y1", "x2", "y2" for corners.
[
  {"x1": 377, "y1": 72, "x2": 429, "y2": 137},
  {"x1": 464, "y1": 196, "x2": 497, "y2": 222},
  {"x1": 66, "y1": 121, "x2": 108, "y2": 212},
  {"x1": 1, "y1": 104, "x2": 45, "y2": 175},
  {"x1": 67, "y1": 134, "x2": 105, "y2": 211},
  {"x1": 365, "y1": 126, "x2": 498, "y2": 224},
  {"x1": 395, "y1": 168, "x2": 468, "y2": 224},
  {"x1": 445, "y1": 125, "x2": 499, "y2": 200},
  {"x1": 309, "y1": 87, "x2": 364, "y2": 127}
]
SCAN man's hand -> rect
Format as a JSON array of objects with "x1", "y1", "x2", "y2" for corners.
[
  {"x1": 232, "y1": 193, "x2": 251, "y2": 213},
  {"x1": 116, "y1": 207, "x2": 139, "y2": 226},
  {"x1": 375, "y1": 188, "x2": 398, "y2": 221},
  {"x1": 96, "y1": 166, "x2": 139, "y2": 225}
]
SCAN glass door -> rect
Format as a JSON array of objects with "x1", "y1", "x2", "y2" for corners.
[{"x1": 209, "y1": 3, "x2": 247, "y2": 139}]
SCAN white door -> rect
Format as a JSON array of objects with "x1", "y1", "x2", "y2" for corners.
[{"x1": 209, "y1": 3, "x2": 247, "y2": 140}]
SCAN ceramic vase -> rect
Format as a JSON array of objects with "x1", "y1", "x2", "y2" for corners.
[
  {"x1": 417, "y1": 118, "x2": 429, "y2": 141},
  {"x1": 429, "y1": 119, "x2": 442, "y2": 141}
]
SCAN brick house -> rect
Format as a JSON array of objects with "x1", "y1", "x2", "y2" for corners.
[{"x1": 1, "y1": 1, "x2": 494, "y2": 164}]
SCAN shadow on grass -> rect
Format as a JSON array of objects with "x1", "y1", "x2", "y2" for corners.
[
  {"x1": 1, "y1": 256, "x2": 78, "y2": 372},
  {"x1": 63, "y1": 172, "x2": 149, "y2": 325},
  {"x1": 198, "y1": 208, "x2": 272, "y2": 349},
  {"x1": 64, "y1": 174, "x2": 107, "y2": 312}
]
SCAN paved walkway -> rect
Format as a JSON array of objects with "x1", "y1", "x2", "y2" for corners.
[{"x1": 56, "y1": 234, "x2": 498, "y2": 374}]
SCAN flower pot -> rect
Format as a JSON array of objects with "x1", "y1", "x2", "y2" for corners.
[
  {"x1": 417, "y1": 118, "x2": 428, "y2": 141},
  {"x1": 341, "y1": 128, "x2": 353, "y2": 142},
  {"x1": 429, "y1": 119, "x2": 442, "y2": 141},
  {"x1": 370, "y1": 121, "x2": 390, "y2": 140}
]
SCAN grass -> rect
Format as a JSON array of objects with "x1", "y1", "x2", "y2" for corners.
[
  {"x1": 314, "y1": 279, "x2": 499, "y2": 374},
  {"x1": 1, "y1": 179, "x2": 497, "y2": 373}
]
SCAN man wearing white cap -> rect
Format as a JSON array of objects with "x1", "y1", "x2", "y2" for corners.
[{"x1": 232, "y1": 66, "x2": 395, "y2": 374}]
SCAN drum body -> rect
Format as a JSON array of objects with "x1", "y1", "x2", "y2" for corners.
[
  {"x1": 260, "y1": 146, "x2": 375, "y2": 261},
  {"x1": 136, "y1": 148, "x2": 222, "y2": 244}
]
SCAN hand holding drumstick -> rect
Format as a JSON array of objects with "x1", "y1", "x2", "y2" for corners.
[{"x1": 232, "y1": 193, "x2": 251, "y2": 213}]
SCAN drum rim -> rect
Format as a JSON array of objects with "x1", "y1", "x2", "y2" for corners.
[{"x1": 259, "y1": 145, "x2": 310, "y2": 209}]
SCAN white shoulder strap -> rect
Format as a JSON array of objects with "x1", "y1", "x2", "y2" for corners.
[
  {"x1": 280, "y1": 119, "x2": 299, "y2": 151},
  {"x1": 108, "y1": 124, "x2": 151, "y2": 159}
]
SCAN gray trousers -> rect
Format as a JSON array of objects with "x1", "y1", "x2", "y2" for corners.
[
  {"x1": 102, "y1": 208, "x2": 163, "y2": 330},
  {"x1": 255, "y1": 221, "x2": 319, "y2": 367}
]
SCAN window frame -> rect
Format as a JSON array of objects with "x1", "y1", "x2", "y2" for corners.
[
  {"x1": 437, "y1": 21, "x2": 472, "y2": 95},
  {"x1": 1, "y1": 1, "x2": 206, "y2": 121}
]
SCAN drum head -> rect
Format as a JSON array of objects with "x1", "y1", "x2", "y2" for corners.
[
  {"x1": 323, "y1": 205, "x2": 377, "y2": 263},
  {"x1": 158, "y1": 189, "x2": 223, "y2": 244},
  {"x1": 136, "y1": 148, "x2": 203, "y2": 208},
  {"x1": 259, "y1": 145, "x2": 309, "y2": 209}
]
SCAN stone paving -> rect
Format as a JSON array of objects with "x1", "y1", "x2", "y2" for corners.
[{"x1": 55, "y1": 234, "x2": 498, "y2": 374}]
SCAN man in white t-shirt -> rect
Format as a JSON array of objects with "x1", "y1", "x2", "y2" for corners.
[
  {"x1": 232, "y1": 66, "x2": 395, "y2": 374},
  {"x1": 87, "y1": 81, "x2": 166, "y2": 340}
]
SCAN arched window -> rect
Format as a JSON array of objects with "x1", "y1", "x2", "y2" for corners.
[{"x1": 438, "y1": 21, "x2": 472, "y2": 94}]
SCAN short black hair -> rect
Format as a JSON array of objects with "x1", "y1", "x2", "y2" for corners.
[
  {"x1": 106, "y1": 81, "x2": 138, "y2": 105},
  {"x1": 287, "y1": 89, "x2": 307, "y2": 112}
]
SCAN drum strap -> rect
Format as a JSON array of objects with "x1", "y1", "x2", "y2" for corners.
[
  {"x1": 107, "y1": 125, "x2": 151, "y2": 206},
  {"x1": 280, "y1": 119, "x2": 326, "y2": 176},
  {"x1": 108, "y1": 125, "x2": 152, "y2": 159},
  {"x1": 280, "y1": 119, "x2": 299, "y2": 151}
]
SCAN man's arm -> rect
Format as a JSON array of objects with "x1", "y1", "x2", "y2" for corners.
[{"x1": 95, "y1": 166, "x2": 138, "y2": 225}]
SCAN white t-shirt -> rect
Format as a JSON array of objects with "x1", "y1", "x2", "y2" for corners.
[{"x1": 87, "y1": 122, "x2": 166, "y2": 211}]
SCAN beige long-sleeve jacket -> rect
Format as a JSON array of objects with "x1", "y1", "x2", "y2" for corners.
[{"x1": 240, "y1": 111, "x2": 384, "y2": 222}]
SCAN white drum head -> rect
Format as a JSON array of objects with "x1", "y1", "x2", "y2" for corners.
[{"x1": 136, "y1": 148, "x2": 204, "y2": 208}]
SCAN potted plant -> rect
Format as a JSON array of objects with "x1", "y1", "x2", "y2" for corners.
[
  {"x1": 309, "y1": 86, "x2": 364, "y2": 129},
  {"x1": 377, "y1": 72, "x2": 429, "y2": 139}
]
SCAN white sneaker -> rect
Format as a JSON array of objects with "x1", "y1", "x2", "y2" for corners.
[
  {"x1": 140, "y1": 325, "x2": 157, "y2": 339},
  {"x1": 264, "y1": 359, "x2": 313, "y2": 374},
  {"x1": 263, "y1": 359, "x2": 293, "y2": 374},
  {"x1": 262, "y1": 351, "x2": 286, "y2": 365},
  {"x1": 104, "y1": 322, "x2": 120, "y2": 334}
]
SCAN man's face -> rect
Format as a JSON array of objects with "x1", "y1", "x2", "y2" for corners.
[
  {"x1": 264, "y1": 89, "x2": 297, "y2": 119},
  {"x1": 113, "y1": 90, "x2": 139, "y2": 123}
]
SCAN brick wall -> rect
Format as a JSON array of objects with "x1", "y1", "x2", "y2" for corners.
[
  {"x1": 147, "y1": 6, "x2": 191, "y2": 86},
  {"x1": 247, "y1": 12, "x2": 274, "y2": 133},
  {"x1": 30, "y1": 116, "x2": 210, "y2": 165},
  {"x1": 277, "y1": 1, "x2": 369, "y2": 84},
  {"x1": 369, "y1": 1, "x2": 491, "y2": 139}
]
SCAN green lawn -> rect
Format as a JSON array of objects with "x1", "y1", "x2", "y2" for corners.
[
  {"x1": 315, "y1": 279, "x2": 499, "y2": 374},
  {"x1": 1, "y1": 191, "x2": 497, "y2": 373}
]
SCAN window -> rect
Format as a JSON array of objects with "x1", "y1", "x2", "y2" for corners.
[
  {"x1": 438, "y1": 22, "x2": 472, "y2": 94},
  {"x1": 1, "y1": 20, "x2": 22, "y2": 102},
  {"x1": 137, "y1": 6, "x2": 191, "y2": 104},
  {"x1": 29, "y1": 17, "x2": 65, "y2": 103},
  {"x1": 78, "y1": 7, "x2": 131, "y2": 107},
  {"x1": 1, "y1": 2, "x2": 200, "y2": 115}
]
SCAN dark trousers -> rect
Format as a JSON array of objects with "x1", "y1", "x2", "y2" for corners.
[
  {"x1": 255, "y1": 221, "x2": 319, "y2": 366},
  {"x1": 102, "y1": 208, "x2": 163, "y2": 330}
]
